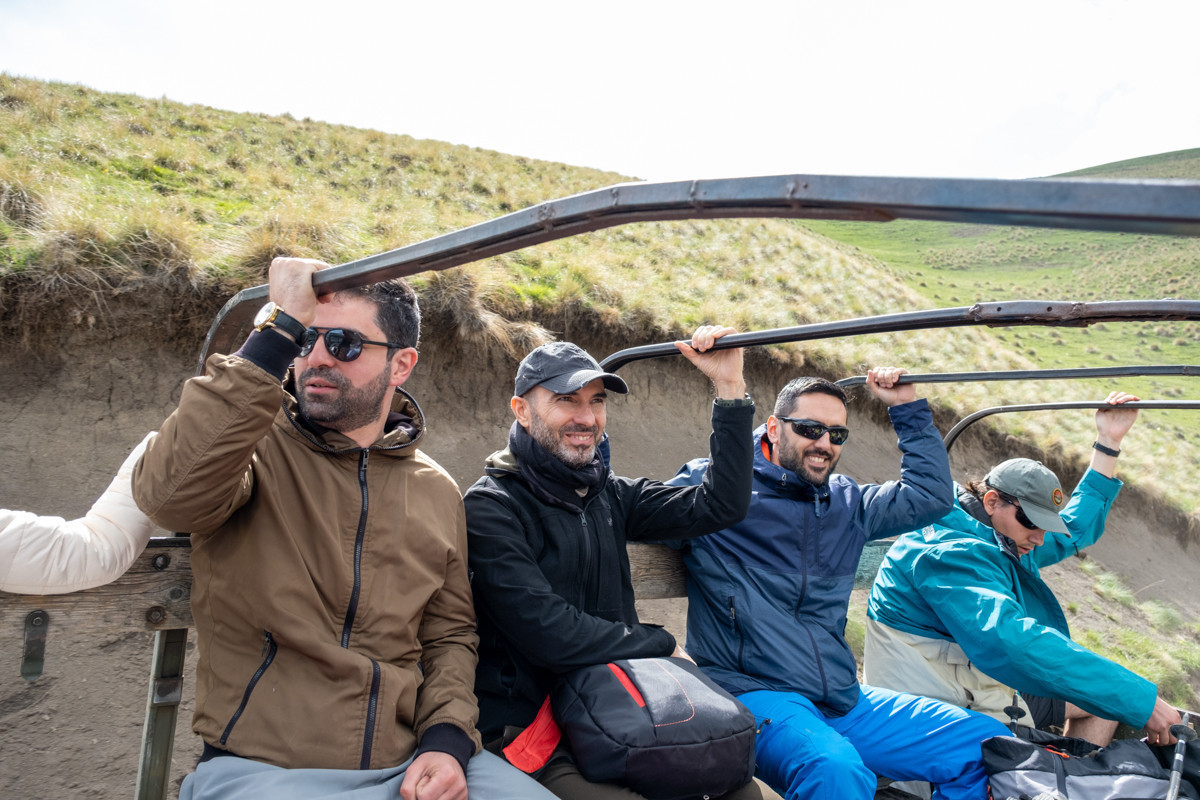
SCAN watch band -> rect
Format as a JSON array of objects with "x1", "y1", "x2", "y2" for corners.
[
  {"x1": 1093, "y1": 441, "x2": 1121, "y2": 457},
  {"x1": 255, "y1": 303, "x2": 307, "y2": 342}
]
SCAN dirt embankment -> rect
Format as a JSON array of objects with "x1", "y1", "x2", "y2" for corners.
[{"x1": 1, "y1": 294, "x2": 1197, "y2": 799}]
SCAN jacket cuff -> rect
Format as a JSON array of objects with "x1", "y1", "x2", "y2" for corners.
[
  {"x1": 1079, "y1": 467, "x2": 1123, "y2": 497},
  {"x1": 235, "y1": 329, "x2": 301, "y2": 380},
  {"x1": 415, "y1": 722, "x2": 475, "y2": 775},
  {"x1": 713, "y1": 393, "x2": 754, "y2": 407},
  {"x1": 711, "y1": 396, "x2": 756, "y2": 421},
  {"x1": 887, "y1": 397, "x2": 932, "y2": 434}
]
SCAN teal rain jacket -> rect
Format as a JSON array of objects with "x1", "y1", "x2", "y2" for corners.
[{"x1": 867, "y1": 469, "x2": 1157, "y2": 728}]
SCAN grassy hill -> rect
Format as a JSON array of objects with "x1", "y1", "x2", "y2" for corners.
[{"x1": 2, "y1": 73, "x2": 1198, "y2": 513}]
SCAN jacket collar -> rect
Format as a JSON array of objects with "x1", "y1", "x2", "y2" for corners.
[
  {"x1": 280, "y1": 380, "x2": 425, "y2": 456},
  {"x1": 946, "y1": 485, "x2": 1021, "y2": 560},
  {"x1": 751, "y1": 424, "x2": 828, "y2": 501}
]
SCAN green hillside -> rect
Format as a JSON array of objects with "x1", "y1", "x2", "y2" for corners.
[{"x1": 2, "y1": 73, "x2": 1198, "y2": 514}]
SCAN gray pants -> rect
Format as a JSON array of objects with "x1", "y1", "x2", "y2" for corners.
[{"x1": 180, "y1": 749, "x2": 559, "y2": 800}]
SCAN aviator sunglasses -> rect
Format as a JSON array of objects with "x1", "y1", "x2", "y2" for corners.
[
  {"x1": 299, "y1": 327, "x2": 403, "y2": 363},
  {"x1": 776, "y1": 416, "x2": 851, "y2": 446},
  {"x1": 994, "y1": 491, "x2": 1040, "y2": 530}
]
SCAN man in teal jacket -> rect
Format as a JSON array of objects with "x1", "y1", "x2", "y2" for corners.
[{"x1": 865, "y1": 391, "x2": 1180, "y2": 747}]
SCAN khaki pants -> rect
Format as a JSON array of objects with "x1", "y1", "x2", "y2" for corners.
[{"x1": 862, "y1": 617, "x2": 1032, "y2": 726}]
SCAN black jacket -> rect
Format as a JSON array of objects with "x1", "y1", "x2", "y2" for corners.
[{"x1": 464, "y1": 400, "x2": 754, "y2": 741}]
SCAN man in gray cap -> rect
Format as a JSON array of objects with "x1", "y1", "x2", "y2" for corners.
[
  {"x1": 464, "y1": 326, "x2": 774, "y2": 799},
  {"x1": 865, "y1": 390, "x2": 1182, "y2": 747}
]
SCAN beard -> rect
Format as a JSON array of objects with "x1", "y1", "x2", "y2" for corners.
[
  {"x1": 527, "y1": 406, "x2": 599, "y2": 469},
  {"x1": 297, "y1": 364, "x2": 393, "y2": 434},
  {"x1": 776, "y1": 435, "x2": 840, "y2": 487}
]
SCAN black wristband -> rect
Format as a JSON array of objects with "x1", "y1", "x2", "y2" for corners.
[{"x1": 1093, "y1": 441, "x2": 1121, "y2": 457}]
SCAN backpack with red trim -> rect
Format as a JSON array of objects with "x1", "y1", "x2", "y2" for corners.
[{"x1": 552, "y1": 657, "x2": 757, "y2": 800}]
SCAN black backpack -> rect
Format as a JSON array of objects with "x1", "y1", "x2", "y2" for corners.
[{"x1": 552, "y1": 657, "x2": 757, "y2": 800}]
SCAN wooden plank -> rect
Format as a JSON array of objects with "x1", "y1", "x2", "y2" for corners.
[
  {"x1": 0, "y1": 536, "x2": 895, "y2": 639},
  {"x1": 0, "y1": 537, "x2": 193, "y2": 640},
  {"x1": 0, "y1": 533, "x2": 894, "y2": 651},
  {"x1": 629, "y1": 543, "x2": 688, "y2": 600},
  {"x1": 630, "y1": 539, "x2": 895, "y2": 601}
]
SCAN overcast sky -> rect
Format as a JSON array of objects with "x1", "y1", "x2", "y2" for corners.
[{"x1": 4, "y1": 0, "x2": 1198, "y2": 182}]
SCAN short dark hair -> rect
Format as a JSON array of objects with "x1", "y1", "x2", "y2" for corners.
[
  {"x1": 337, "y1": 279, "x2": 420, "y2": 352},
  {"x1": 773, "y1": 377, "x2": 848, "y2": 417}
]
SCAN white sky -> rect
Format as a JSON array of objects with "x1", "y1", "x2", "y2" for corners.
[{"x1": 3, "y1": 0, "x2": 1198, "y2": 182}]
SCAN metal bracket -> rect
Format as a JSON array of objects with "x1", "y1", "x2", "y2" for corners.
[
  {"x1": 21, "y1": 609, "x2": 48, "y2": 682},
  {"x1": 150, "y1": 675, "x2": 183, "y2": 707},
  {"x1": 136, "y1": 627, "x2": 188, "y2": 800}
]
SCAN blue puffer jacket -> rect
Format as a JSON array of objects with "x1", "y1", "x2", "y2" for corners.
[
  {"x1": 668, "y1": 399, "x2": 953, "y2": 715},
  {"x1": 867, "y1": 470, "x2": 1157, "y2": 727}
]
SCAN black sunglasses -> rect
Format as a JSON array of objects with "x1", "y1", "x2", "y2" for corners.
[
  {"x1": 995, "y1": 492, "x2": 1040, "y2": 530},
  {"x1": 299, "y1": 327, "x2": 403, "y2": 363},
  {"x1": 776, "y1": 416, "x2": 850, "y2": 446}
]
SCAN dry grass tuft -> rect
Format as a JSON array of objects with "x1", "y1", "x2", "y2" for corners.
[
  {"x1": 420, "y1": 267, "x2": 552, "y2": 357},
  {"x1": 0, "y1": 175, "x2": 44, "y2": 227},
  {"x1": 0, "y1": 73, "x2": 59, "y2": 123}
]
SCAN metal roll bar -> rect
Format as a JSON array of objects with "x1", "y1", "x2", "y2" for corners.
[
  {"x1": 599, "y1": 301, "x2": 1200, "y2": 372},
  {"x1": 196, "y1": 174, "x2": 1200, "y2": 373},
  {"x1": 835, "y1": 365, "x2": 1200, "y2": 388},
  {"x1": 942, "y1": 400, "x2": 1200, "y2": 452}
]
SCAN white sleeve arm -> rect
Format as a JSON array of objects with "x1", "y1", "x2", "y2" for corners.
[{"x1": 0, "y1": 432, "x2": 160, "y2": 594}]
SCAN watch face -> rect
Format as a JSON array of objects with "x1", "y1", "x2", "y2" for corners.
[{"x1": 254, "y1": 302, "x2": 278, "y2": 328}]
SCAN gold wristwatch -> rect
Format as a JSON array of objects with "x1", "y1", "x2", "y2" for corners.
[{"x1": 253, "y1": 301, "x2": 307, "y2": 342}]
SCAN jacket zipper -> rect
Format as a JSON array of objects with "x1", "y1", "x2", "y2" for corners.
[
  {"x1": 728, "y1": 595, "x2": 746, "y2": 672},
  {"x1": 798, "y1": 511, "x2": 829, "y2": 702},
  {"x1": 219, "y1": 630, "x2": 278, "y2": 746},
  {"x1": 579, "y1": 512, "x2": 594, "y2": 604},
  {"x1": 338, "y1": 449, "x2": 381, "y2": 770},
  {"x1": 340, "y1": 450, "x2": 370, "y2": 648},
  {"x1": 360, "y1": 659, "x2": 381, "y2": 769}
]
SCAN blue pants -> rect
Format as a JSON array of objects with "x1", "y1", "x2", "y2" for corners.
[{"x1": 740, "y1": 685, "x2": 1009, "y2": 800}]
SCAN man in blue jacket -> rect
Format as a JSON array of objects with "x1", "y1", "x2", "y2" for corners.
[{"x1": 669, "y1": 369, "x2": 1008, "y2": 800}]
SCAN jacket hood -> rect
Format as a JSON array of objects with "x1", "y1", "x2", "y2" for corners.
[
  {"x1": 751, "y1": 423, "x2": 829, "y2": 501},
  {"x1": 281, "y1": 380, "x2": 426, "y2": 457},
  {"x1": 484, "y1": 445, "x2": 518, "y2": 474}
]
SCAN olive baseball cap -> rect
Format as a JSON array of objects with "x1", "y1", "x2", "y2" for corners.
[
  {"x1": 514, "y1": 342, "x2": 629, "y2": 397},
  {"x1": 984, "y1": 458, "x2": 1070, "y2": 534}
]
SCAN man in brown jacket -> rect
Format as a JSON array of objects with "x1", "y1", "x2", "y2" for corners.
[{"x1": 134, "y1": 257, "x2": 554, "y2": 800}]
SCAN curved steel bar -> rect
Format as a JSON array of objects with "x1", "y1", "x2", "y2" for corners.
[
  {"x1": 196, "y1": 174, "x2": 1200, "y2": 373},
  {"x1": 599, "y1": 300, "x2": 1200, "y2": 372},
  {"x1": 836, "y1": 365, "x2": 1200, "y2": 388},
  {"x1": 943, "y1": 400, "x2": 1200, "y2": 453}
]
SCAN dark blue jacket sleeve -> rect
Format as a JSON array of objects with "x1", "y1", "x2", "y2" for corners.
[{"x1": 859, "y1": 399, "x2": 955, "y2": 540}]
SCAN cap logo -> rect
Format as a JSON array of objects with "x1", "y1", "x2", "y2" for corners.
[{"x1": 1051, "y1": 488, "x2": 1064, "y2": 508}]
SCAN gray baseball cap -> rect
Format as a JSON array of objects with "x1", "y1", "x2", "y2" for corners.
[
  {"x1": 514, "y1": 341, "x2": 629, "y2": 397},
  {"x1": 984, "y1": 457, "x2": 1069, "y2": 534}
]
